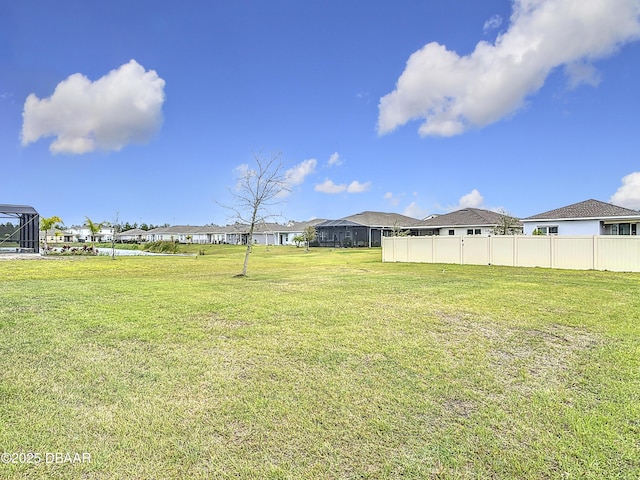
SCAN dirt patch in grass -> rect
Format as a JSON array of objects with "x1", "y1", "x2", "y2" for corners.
[
  {"x1": 488, "y1": 322, "x2": 600, "y2": 392},
  {"x1": 433, "y1": 314, "x2": 601, "y2": 417},
  {"x1": 199, "y1": 312, "x2": 252, "y2": 331}
]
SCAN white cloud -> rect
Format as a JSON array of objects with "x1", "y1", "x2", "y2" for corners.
[
  {"x1": 234, "y1": 163, "x2": 250, "y2": 175},
  {"x1": 285, "y1": 158, "x2": 317, "y2": 186},
  {"x1": 435, "y1": 189, "x2": 486, "y2": 212},
  {"x1": 384, "y1": 191, "x2": 401, "y2": 206},
  {"x1": 328, "y1": 152, "x2": 342, "y2": 167},
  {"x1": 402, "y1": 189, "x2": 489, "y2": 219},
  {"x1": 564, "y1": 61, "x2": 602, "y2": 89},
  {"x1": 315, "y1": 178, "x2": 371, "y2": 194},
  {"x1": 21, "y1": 59, "x2": 166, "y2": 154},
  {"x1": 610, "y1": 172, "x2": 640, "y2": 209},
  {"x1": 233, "y1": 163, "x2": 253, "y2": 190},
  {"x1": 403, "y1": 201, "x2": 430, "y2": 219},
  {"x1": 483, "y1": 14, "x2": 503, "y2": 33},
  {"x1": 315, "y1": 179, "x2": 346, "y2": 194},
  {"x1": 457, "y1": 189, "x2": 485, "y2": 209},
  {"x1": 378, "y1": 0, "x2": 640, "y2": 137},
  {"x1": 346, "y1": 180, "x2": 371, "y2": 193}
]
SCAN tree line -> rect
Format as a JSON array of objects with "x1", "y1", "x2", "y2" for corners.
[{"x1": 0, "y1": 222, "x2": 18, "y2": 241}]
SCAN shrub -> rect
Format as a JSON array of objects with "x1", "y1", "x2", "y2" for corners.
[
  {"x1": 48, "y1": 244, "x2": 97, "y2": 256},
  {"x1": 142, "y1": 241, "x2": 179, "y2": 254}
]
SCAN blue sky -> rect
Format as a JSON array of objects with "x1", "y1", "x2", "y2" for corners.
[{"x1": 2, "y1": 0, "x2": 639, "y2": 227}]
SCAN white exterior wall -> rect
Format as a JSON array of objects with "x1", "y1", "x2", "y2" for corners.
[
  {"x1": 279, "y1": 233, "x2": 295, "y2": 245},
  {"x1": 189, "y1": 233, "x2": 208, "y2": 244},
  {"x1": 210, "y1": 233, "x2": 226, "y2": 243},
  {"x1": 437, "y1": 227, "x2": 493, "y2": 236},
  {"x1": 67, "y1": 226, "x2": 114, "y2": 241},
  {"x1": 253, "y1": 232, "x2": 277, "y2": 245},
  {"x1": 119, "y1": 234, "x2": 140, "y2": 242},
  {"x1": 523, "y1": 219, "x2": 602, "y2": 235},
  {"x1": 253, "y1": 231, "x2": 304, "y2": 245},
  {"x1": 275, "y1": 232, "x2": 302, "y2": 246}
]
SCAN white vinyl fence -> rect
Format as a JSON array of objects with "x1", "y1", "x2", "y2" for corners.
[{"x1": 382, "y1": 235, "x2": 640, "y2": 272}]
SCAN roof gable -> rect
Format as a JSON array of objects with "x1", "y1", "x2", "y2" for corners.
[
  {"x1": 524, "y1": 199, "x2": 640, "y2": 220},
  {"x1": 341, "y1": 211, "x2": 419, "y2": 227},
  {"x1": 415, "y1": 208, "x2": 509, "y2": 227},
  {"x1": 119, "y1": 228, "x2": 148, "y2": 235}
]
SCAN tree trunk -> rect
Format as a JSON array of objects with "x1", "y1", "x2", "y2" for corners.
[
  {"x1": 240, "y1": 241, "x2": 251, "y2": 276},
  {"x1": 239, "y1": 207, "x2": 258, "y2": 276}
]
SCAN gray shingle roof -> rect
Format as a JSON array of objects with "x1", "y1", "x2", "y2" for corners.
[
  {"x1": 415, "y1": 208, "x2": 509, "y2": 227},
  {"x1": 524, "y1": 199, "x2": 639, "y2": 220},
  {"x1": 341, "y1": 211, "x2": 420, "y2": 227},
  {"x1": 118, "y1": 228, "x2": 150, "y2": 235},
  {"x1": 314, "y1": 219, "x2": 364, "y2": 228}
]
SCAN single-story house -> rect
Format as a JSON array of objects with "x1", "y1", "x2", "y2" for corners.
[
  {"x1": 522, "y1": 199, "x2": 640, "y2": 235},
  {"x1": 314, "y1": 211, "x2": 420, "y2": 247},
  {"x1": 119, "y1": 220, "x2": 324, "y2": 246},
  {"x1": 117, "y1": 228, "x2": 149, "y2": 243},
  {"x1": 143, "y1": 225, "x2": 212, "y2": 244},
  {"x1": 251, "y1": 220, "x2": 326, "y2": 246},
  {"x1": 412, "y1": 208, "x2": 522, "y2": 236}
]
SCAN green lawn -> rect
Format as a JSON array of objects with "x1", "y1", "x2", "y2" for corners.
[{"x1": 1, "y1": 246, "x2": 639, "y2": 479}]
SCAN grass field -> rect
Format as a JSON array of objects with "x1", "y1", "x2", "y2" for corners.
[{"x1": 1, "y1": 246, "x2": 639, "y2": 479}]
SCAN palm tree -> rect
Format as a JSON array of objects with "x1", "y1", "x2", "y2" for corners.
[
  {"x1": 40, "y1": 215, "x2": 63, "y2": 254},
  {"x1": 303, "y1": 226, "x2": 316, "y2": 252},
  {"x1": 85, "y1": 216, "x2": 107, "y2": 251}
]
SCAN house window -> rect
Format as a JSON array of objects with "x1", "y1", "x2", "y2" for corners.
[
  {"x1": 474, "y1": 229, "x2": 481, "y2": 235},
  {"x1": 467, "y1": 229, "x2": 473, "y2": 235},
  {"x1": 448, "y1": 230, "x2": 455, "y2": 236},
  {"x1": 536, "y1": 226, "x2": 558, "y2": 235},
  {"x1": 611, "y1": 223, "x2": 631, "y2": 235}
]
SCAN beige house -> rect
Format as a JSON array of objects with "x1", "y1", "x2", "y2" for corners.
[{"x1": 39, "y1": 228, "x2": 74, "y2": 244}]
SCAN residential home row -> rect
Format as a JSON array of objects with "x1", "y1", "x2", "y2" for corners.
[{"x1": 39, "y1": 199, "x2": 640, "y2": 248}]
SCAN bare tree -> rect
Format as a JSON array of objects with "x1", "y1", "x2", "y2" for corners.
[
  {"x1": 391, "y1": 220, "x2": 410, "y2": 237},
  {"x1": 225, "y1": 151, "x2": 290, "y2": 276},
  {"x1": 491, "y1": 210, "x2": 522, "y2": 235},
  {"x1": 110, "y1": 212, "x2": 120, "y2": 260}
]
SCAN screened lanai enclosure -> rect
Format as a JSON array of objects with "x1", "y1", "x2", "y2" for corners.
[
  {"x1": 314, "y1": 219, "x2": 384, "y2": 248},
  {"x1": 0, "y1": 204, "x2": 40, "y2": 253}
]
